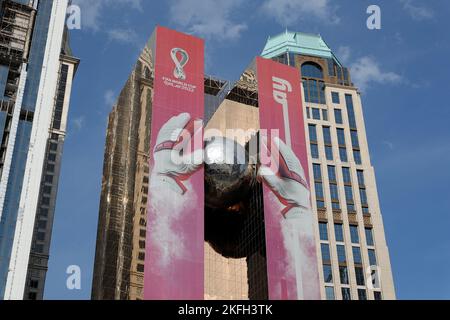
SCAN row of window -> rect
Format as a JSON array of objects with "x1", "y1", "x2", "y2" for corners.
[
  {"x1": 307, "y1": 106, "x2": 342, "y2": 124},
  {"x1": 306, "y1": 107, "x2": 328, "y2": 121},
  {"x1": 309, "y1": 124, "x2": 362, "y2": 165},
  {"x1": 320, "y1": 225, "x2": 380, "y2": 300},
  {"x1": 312, "y1": 163, "x2": 370, "y2": 214},
  {"x1": 319, "y1": 223, "x2": 376, "y2": 250},
  {"x1": 32, "y1": 138, "x2": 61, "y2": 255},
  {"x1": 325, "y1": 286, "x2": 382, "y2": 300},
  {"x1": 307, "y1": 92, "x2": 363, "y2": 167}
]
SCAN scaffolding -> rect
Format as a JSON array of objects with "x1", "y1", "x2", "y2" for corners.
[
  {"x1": 227, "y1": 69, "x2": 259, "y2": 108},
  {"x1": 0, "y1": 0, "x2": 35, "y2": 99}
]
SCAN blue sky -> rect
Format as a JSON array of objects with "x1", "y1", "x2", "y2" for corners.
[{"x1": 44, "y1": 0, "x2": 450, "y2": 299}]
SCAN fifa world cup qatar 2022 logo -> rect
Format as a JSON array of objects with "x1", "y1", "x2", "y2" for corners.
[{"x1": 171, "y1": 48, "x2": 189, "y2": 80}]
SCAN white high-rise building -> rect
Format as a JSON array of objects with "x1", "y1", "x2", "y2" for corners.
[{"x1": 0, "y1": 0, "x2": 78, "y2": 300}]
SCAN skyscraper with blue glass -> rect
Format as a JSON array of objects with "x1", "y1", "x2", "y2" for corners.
[{"x1": 0, "y1": 0, "x2": 78, "y2": 300}]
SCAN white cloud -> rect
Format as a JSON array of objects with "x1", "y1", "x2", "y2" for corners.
[
  {"x1": 107, "y1": 28, "x2": 139, "y2": 45},
  {"x1": 382, "y1": 140, "x2": 395, "y2": 151},
  {"x1": 72, "y1": 116, "x2": 86, "y2": 131},
  {"x1": 350, "y1": 56, "x2": 402, "y2": 92},
  {"x1": 261, "y1": 0, "x2": 339, "y2": 26},
  {"x1": 72, "y1": 0, "x2": 143, "y2": 31},
  {"x1": 169, "y1": 0, "x2": 247, "y2": 40},
  {"x1": 104, "y1": 90, "x2": 117, "y2": 106},
  {"x1": 399, "y1": 0, "x2": 434, "y2": 21},
  {"x1": 337, "y1": 46, "x2": 351, "y2": 64}
]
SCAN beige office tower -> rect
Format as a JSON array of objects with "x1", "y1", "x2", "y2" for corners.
[
  {"x1": 260, "y1": 31, "x2": 396, "y2": 300},
  {"x1": 92, "y1": 30, "x2": 395, "y2": 300}
]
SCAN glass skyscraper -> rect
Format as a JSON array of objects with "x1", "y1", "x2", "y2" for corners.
[{"x1": 0, "y1": 0, "x2": 78, "y2": 300}]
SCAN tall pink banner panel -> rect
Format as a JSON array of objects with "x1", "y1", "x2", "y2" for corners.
[
  {"x1": 144, "y1": 26, "x2": 204, "y2": 300},
  {"x1": 257, "y1": 57, "x2": 320, "y2": 300}
]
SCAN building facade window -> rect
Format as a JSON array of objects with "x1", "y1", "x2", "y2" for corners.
[
  {"x1": 350, "y1": 225, "x2": 359, "y2": 244},
  {"x1": 342, "y1": 167, "x2": 351, "y2": 184},
  {"x1": 325, "y1": 146, "x2": 333, "y2": 161},
  {"x1": 323, "y1": 127, "x2": 333, "y2": 161},
  {"x1": 337, "y1": 128, "x2": 346, "y2": 146},
  {"x1": 351, "y1": 130, "x2": 360, "y2": 149},
  {"x1": 339, "y1": 148, "x2": 348, "y2": 162},
  {"x1": 321, "y1": 244, "x2": 331, "y2": 263},
  {"x1": 334, "y1": 109, "x2": 343, "y2": 124},
  {"x1": 325, "y1": 287, "x2": 335, "y2": 300},
  {"x1": 322, "y1": 109, "x2": 328, "y2": 121},
  {"x1": 350, "y1": 130, "x2": 362, "y2": 165},
  {"x1": 138, "y1": 252, "x2": 145, "y2": 261},
  {"x1": 309, "y1": 124, "x2": 319, "y2": 159},
  {"x1": 309, "y1": 124, "x2": 317, "y2": 141},
  {"x1": 37, "y1": 232, "x2": 46, "y2": 241},
  {"x1": 355, "y1": 267, "x2": 365, "y2": 286},
  {"x1": 323, "y1": 264, "x2": 333, "y2": 283},
  {"x1": 332, "y1": 92, "x2": 340, "y2": 104},
  {"x1": 352, "y1": 247, "x2": 362, "y2": 264},
  {"x1": 29, "y1": 280, "x2": 39, "y2": 289},
  {"x1": 341, "y1": 288, "x2": 352, "y2": 300},
  {"x1": 314, "y1": 163, "x2": 325, "y2": 209},
  {"x1": 368, "y1": 249, "x2": 377, "y2": 266},
  {"x1": 353, "y1": 150, "x2": 362, "y2": 165},
  {"x1": 323, "y1": 127, "x2": 332, "y2": 144},
  {"x1": 313, "y1": 164, "x2": 322, "y2": 180},
  {"x1": 302, "y1": 62, "x2": 324, "y2": 79},
  {"x1": 337, "y1": 128, "x2": 348, "y2": 162},
  {"x1": 344, "y1": 186, "x2": 355, "y2": 212},
  {"x1": 302, "y1": 62, "x2": 326, "y2": 104},
  {"x1": 357, "y1": 170, "x2": 369, "y2": 214},
  {"x1": 337, "y1": 245, "x2": 346, "y2": 263},
  {"x1": 342, "y1": 168, "x2": 355, "y2": 212},
  {"x1": 345, "y1": 94, "x2": 357, "y2": 129},
  {"x1": 311, "y1": 144, "x2": 319, "y2": 159},
  {"x1": 334, "y1": 224, "x2": 344, "y2": 242},
  {"x1": 315, "y1": 182, "x2": 325, "y2": 209},
  {"x1": 312, "y1": 108, "x2": 321, "y2": 120},
  {"x1": 358, "y1": 289, "x2": 367, "y2": 300},
  {"x1": 365, "y1": 228, "x2": 374, "y2": 246},
  {"x1": 48, "y1": 153, "x2": 56, "y2": 162},
  {"x1": 319, "y1": 222, "x2": 328, "y2": 241},
  {"x1": 328, "y1": 165, "x2": 340, "y2": 210},
  {"x1": 339, "y1": 266, "x2": 349, "y2": 285}
]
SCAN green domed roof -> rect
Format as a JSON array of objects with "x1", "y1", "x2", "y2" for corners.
[{"x1": 261, "y1": 30, "x2": 342, "y2": 67}]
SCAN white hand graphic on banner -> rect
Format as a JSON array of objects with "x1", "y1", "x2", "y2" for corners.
[
  {"x1": 153, "y1": 113, "x2": 203, "y2": 195},
  {"x1": 259, "y1": 137, "x2": 311, "y2": 218},
  {"x1": 259, "y1": 136, "x2": 313, "y2": 300}
]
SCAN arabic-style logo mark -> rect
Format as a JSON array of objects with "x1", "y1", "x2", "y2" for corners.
[{"x1": 171, "y1": 48, "x2": 189, "y2": 80}]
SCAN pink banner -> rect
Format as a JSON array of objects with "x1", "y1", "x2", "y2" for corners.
[
  {"x1": 144, "y1": 26, "x2": 204, "y2": 300},
  {"x1": 257, "y1": 57, "x2": 320, "y2": 300}
]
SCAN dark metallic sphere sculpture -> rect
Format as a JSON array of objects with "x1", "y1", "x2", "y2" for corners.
[
  {"x1": 204, "y1": 136, "x2": 260, "y2": 259},
  {"x1": 204, "y1": 136, "x2": 255, "y2": 210}
]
